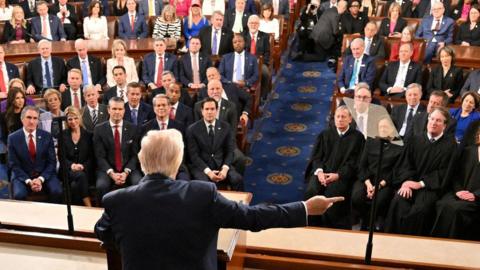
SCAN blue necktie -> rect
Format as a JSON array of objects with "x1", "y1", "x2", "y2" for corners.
[
  {"x1": 235, "y1": 53, "x2": 243, "y2": 81},
  {"x1": 349, "y1": 59, "x2": 359, "y2": 89},
  {"x1": 81, "y1": 60, "x2": 89, "y2": 85},
  {"x1": 45, "y1": 60, "x2": 52, "y2": 88},
  {"x1": 131, "y1": 109, "x2": 137, "y2": 125},
  {"x1": 212, "y1": 30, "x2": 218, "y2": 55}
]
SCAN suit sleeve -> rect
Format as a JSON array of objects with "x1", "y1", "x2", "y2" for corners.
[
  {"x1": 93, "y1": 126, "x2": 113, "y2": 172},
  {"x1": 378, "y1": 66, "x2": 390, "y2": 95},
  {"x1": 445, "y1": 20, "x2": 454, "y2": 44},
  {"x1": 337, "y1": 57, "x2": 347, "y2": 89},
  {"x1": 141, "y1": 56, "x2": 152, "y2": 85},
  {"x1": 186, "y1": 125, "x2": 209, "y2": 170},
  {"x1": 139, "y1": 19, "x2": 148, "y2": 38},
  {"x1": 56, "y1": 17, "x2": 67, "y2": 40},
  {"x1": 365, "y1": 59, "x2": 376, "y2": 88},
  {"x1": 118, "y1": 18, "x2": 127, "y2": 39},
  {"x1": 7, "y1": 136, "x2": 30, "y2": 182},
  {"x1": 219, "y1": 57, "x2": 231, "y2": 84},
  {"x1": 95, "y1": 197, "x2": 115, "y2": 246},
  {"x1": 124, "y1": 129, "x2": 139, "y2": 171},
  {"x1": 222, "y1": 124, "x2": 235, "y2": 166},
  {"x1": 246, "y1": 56, "x2": 259, "y2": 87}
]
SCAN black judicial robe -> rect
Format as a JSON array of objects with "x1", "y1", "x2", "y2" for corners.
[
  {"x1": 431, "y1": 146, "x2": 480, "y2": 240},
  {"x1": 351, "y1": 139, "x2": 403, "y2": 221},
  {"x1": 304, "y1": 127, "x2": 365, "y2": 228},
  {"x1": 385, "y1": 133, "x2": 457, "y2": 236}
]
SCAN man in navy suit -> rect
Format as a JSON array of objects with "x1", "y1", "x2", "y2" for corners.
[
  {"x1": 178, "y1": 37, "x2": 212, "y2": 89},
  {"x1": 138, "y1": 0, "x2": 163, "y2": 16},
  {"x1": 118, "y1": 0, "x2": 148, "y2": 39},
  {"x1": 142, "y1": 38, "x2": 178, "y2": 90},
  {"x1": 166, "y1": 83, "x2": 194, "y2": 127},
  {"x1": 199, "y1": 11, "x2": 234, "y2": 56},
  {"x1": 93, "y1": 97, "x2": 142, "y2": 202},
  {"x1": 30, "y1": 1, "x2": 67, "y2": 42},
  {"x1": 219, "y1": 35, "x2": 259, "y2": 90},
  {"x1": 461, "y1": 69, "x2": 480, "y2": 96},
  {"x1": 26, "y1": 40, "x2": 67, "y2": 95},
  {"x1": 102, "y1": 66, "x2": 129, "y2": 104},
  {"x1": 228, "y1": 0, "x2": 257, "y2": 14},
  {"x1": 224, "y1": 0, "x2": 251, "y2": 34},
  {"x1": 95, "y1": 128, "x2": 344, "y2": 270},
  {"x1": 82, "y1": 85, "x2": 109, "y2": 132},
  {"x1": 390, "y1": 83, "x2": 426, "y2": 138},
  {"x1": 124, "y1": 82, "x2": 155, "y2": 126},
  {"x1": 415, "y1": 2, "x2": 454, "y2": 63},
  {"x1": 0, "y1": 45, "x2": 19, "y2": 95},
  {"x1": 8, "y1": 106, "x2": 62, "y2": 203},
  {"x1": 337, "y1": 38, "x2": 376, "y2": 94}
]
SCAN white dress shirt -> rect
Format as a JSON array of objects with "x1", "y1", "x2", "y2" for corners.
[
  {"x1": 392, "y1": 60, "x2": 410, "y2": 90},
  {"x1": 399, "y1": 103, "x2": 419, "y2": 136},
  {"x1": 232, "y1": 11, "x2": 244, "y2": 33}
]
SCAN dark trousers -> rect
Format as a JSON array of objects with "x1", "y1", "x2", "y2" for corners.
[
  {"x1": 67, "y1": 170, "x2": 90, "y2": 205},
  {"x1": 190, "y1": 167, "x2": 244, "y2": 191},
  {"x1": 13, "y1": 177, "x2": 63, "y2": 203},
  {"x1": 96, "y1": 170, "x2": 143, "y2": 204},
  {"x1": 63, "y1": 23, "x2": 77, "y2": 40},
  {"x1": 351, "y1": 180, "x2": 393, "y2": 229}
]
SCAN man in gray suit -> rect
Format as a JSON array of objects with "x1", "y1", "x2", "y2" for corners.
[
  {"x1": 461, "y1": 69, "x2": 480, "y2": 96},
  {"x1": 138, "y1": 0, "x2": 163, "y2": 17},
  {"x1": 81, "y1": 85, "x2": 108, "y2": 132}
]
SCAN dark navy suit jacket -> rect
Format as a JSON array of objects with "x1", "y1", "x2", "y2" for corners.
[
  {"x1": 118, "y1": 13, "x2": 148, "y2": 39},
  {"x1": 219, "y1": 51, "x2": 259, "y2": 87},
  {"x1": 95, "y1": 173, "x2": 306, "y2": 270},
  {"x1": 142, "y1": 52, "x2": 177, "y2": 85},
  {"x1": 227, "y1": 0, "x2": 257, "y2": 13},
  {"x1": 337, "y1": 54, "x2": 376, "y2": 90},
  {"x1": 5, "y1": 62, "x2": 19, "y2": 81},
  {"x1": 123, "y1": 101, "x2": 155, "y2": 126},
  {"x1": 178, "y1": 53, "x2": 212, "y2": 87},
  {"x1": 30, "y1": 15, "x2": 67, "y2": 41},
  {"x1": 172, "y1": 102, "x2": 194, "y2": 127}
]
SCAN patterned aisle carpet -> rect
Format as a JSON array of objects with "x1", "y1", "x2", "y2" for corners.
[{"x1": 244, "y1": 60, "x2": 336, "y2": 205}]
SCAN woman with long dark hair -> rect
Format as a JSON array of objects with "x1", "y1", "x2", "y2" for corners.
[{"x1": 0, "y1": 87, "x2": 25, "y2": 143}]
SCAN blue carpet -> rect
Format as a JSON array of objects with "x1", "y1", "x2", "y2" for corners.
[{"x1": 244, "y1": 61, "x2": 336, "y2": 205}]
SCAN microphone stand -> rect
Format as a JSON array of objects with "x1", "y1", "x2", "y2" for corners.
[
  {"x1": 53, "y1": 116, "x2": 74, "y2": 235},
  {"x1": 364, "y1": 137, "x2": 388, "y2": 265}
]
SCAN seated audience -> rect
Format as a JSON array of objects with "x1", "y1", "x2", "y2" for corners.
[
  {"x1": 259, "y1": 4, "x2": 280, "y2": 41},
  {"x1": 61, "y1": 69, "x2": 85, "y2": 110},
  {"x1": 346, "y1": 22, "x2": 385, "y2": 61},
  {"x1": 261, "y1": 0, "x2": 290, "y2": 19},
  {"x1": 94, "y1": 97, "x2": 142, "y2": 202},
  {"x1": 426, "y1": 46, "x2": 464, "y2": 102},
  {"x1": 384, "y1": 0, "x2": 413, "y2": 17},
  {"x1": 165, "y1": 82, "x2": 194, "y2": 127},
  {"x1": 113, "y1": 0, "x2": 128, "y2": 16},
  {"x1": 186, "y1": 97, "x2": 244, "y2": 191},
  {"x1": 1, "y1": 6, "x2": 31, "y2": 44},
  {"x1": 199, "y1": 11, "x2": 234, "y2": 56},
  {"x1": 202, "y1": 0, "x2": 225, "y2": 16},
  {"x1": 81, "y1": 85, "x2": 108, "y2": 132},
  {"x1": 66, "y1": 39, "x2": 106, "y2": 92},
  {"x1": 391, "y1": 83, "x2": 426, "y2": 138},
  {"x1": 341, "y1": 0, "x2": 369, "y2": 35},
  {"x1": 431, "y1": 133, "x2": 480, "y2": 239},
  {"x1": 379, "y1": 43, "x2": 422, "y2": 97},
  {"x1": 415, "y1": 2, "x2": 454, "y2": 63},
  {"x1": 39, "y1": 89, "x2": 64, "y2": 134},
  {"x1": 305, "y1": 105, "x2": 365, "y2": 228},
  {"x1": 0, "y1": 45, "x2": 19, "y2": 97},
  {"x1": 385, "y1": 107, "x2": 457, "y2": 236},
  {"x1": 0, "y1": 87, "x2": 25, "y2": 142},
  {"x1": 82, "y1": 0, "x2": 110, "y2": 17},
  {"x1": 8, "y1": 106, "x2": 62, "y2": 203},
  {"x1": 455, "y1": 4, "x2": 480, "y2": 46},
  {"x1": 170, "y1": 0, "x2": 191, "y2": 17},
  {"x1": 142, "y1": 38, "x2": 178, "y2": 90},
  {"x1": 337, "y1": 38, "x2": 376, "y2": 93},
  {"x1": 83, "y1": 0, "x2": 109, "y2": 40},
  {"x1": 389, "y1": 26, "x2": 422, "y2": 62},
  {"x1": 152, "y1": 4, "x2": 181, "y2": 48},
  {"x1": 461, "y1": 68, "x2": 480, "y2": 95},
  {"x1": 0, "y1": 79, "x2": 35, "y2": 111},
  {"x1": 219, "y1": 34, "x2": 259, "y2": 90},
  {"x1": 26, "y1": 40, "x2": 67, "y2": 94},
  {"x1": 49, "y1": 0, "x2": 77, "y2": 40},
  {"x1": 63, "y1": 106, "x2": 93, "y2": 207},
  {"x1": 30, "y1": 1, "x2": 67, "y2": 42},
  {"x1": 0, "y1": 0, "x2": 12, "y2": 21},
  {"x1": 415, "y1": 0, "x2": 452, "y2": 18},
  {"x1": 123, "y1": 82, "x2": 155, "y2": 126},
  {"x1": 223, "y1": 0, "x2": 251, "y2": 34},
  {"x1": 106, "y1": 39, "x2": 139, "y2": 87},
  {"x1": 118, "y1": 0, "x2": 148, "y2": 40},
  {"x1": 352, "y1": 117, "x2": 403, "y2": 231},
  {"x1": 103, "y1": 66, "x2": 129, "y2": 104},
  {"x1": 178, "y1": 37, "x2": 212, "y2": 89},
  {"x1": 450, "y1": 91, "x2": 480, "y2": 142},
  {"x1": 183, "y1": 1, "x2": 208, "y2": 48},
  {"x1": 451, "y1": 0, "x2": 475, "y2": 21},
  {"x1": 378, "y1": 2, "x2": 407, "y2": 38},
  {"x1": 138, "y1": 0, "x2": 163, "y2": 17}
]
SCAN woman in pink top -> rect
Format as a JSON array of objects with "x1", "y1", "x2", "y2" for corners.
[
  {"x1": 451, "y1": 0, "x2": 475, "y2": 22},
  {"x1": 378, "y1": 3, "x2": 407, "y2": 37},
  {"x1": 170, "y1": 0, "x2": 192, "y2": 17}
]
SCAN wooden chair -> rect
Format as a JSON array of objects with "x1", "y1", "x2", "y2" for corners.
[
  {"x1": 106, "y1": 16, "x2": 118, "y2": 39},
  {"x1": 14, "y1": 62, "x2": 27, "y2": 83}
]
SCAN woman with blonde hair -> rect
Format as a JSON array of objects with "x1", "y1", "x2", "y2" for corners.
[
  {"x1": 1, "y1": 6, "x2": 31, "y2": 43},
  {"x1": 63, "y1": 106, "x2": 94, "y2": 207},
  {"x1": 106, "y1": 39, "x2": 139, "y2": 87},
  {"x1": 183, "y1": 1, "x2": 208, "y2": 48},
  {"x1": 39, "y1": 89, "x2": 65, "y2": 134},
  {"x1": 153, "y1": 4, "x2": 181, "y2": 48}
]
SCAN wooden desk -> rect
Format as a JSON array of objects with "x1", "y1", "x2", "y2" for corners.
[
  {"x1": 245, "y1": 227, "x2": 480, "y2": 270},
  {"x1": 433, "y1": 45, "x2": 480, "y2": 69},
  {"x1": 0, "y1": 191, "x2": 252, "y2": 270}
]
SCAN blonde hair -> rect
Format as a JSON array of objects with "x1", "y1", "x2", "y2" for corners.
[
  {"x1": 138, "y1": 129, "x2": 184, "y2": 177},
  {"x1": 111, "y1": 39, "x2": 128, "y2": 58},
  {"x1": 8, "y1": 78, "x2": 26, "y2": 92},
  {"x1": 43, "y1": 88, "x2": 62, "y2": 103},
  {"x1": 10, "y1": 6, "x2": 27, "y2": 28},
  {"x1": 187, "y1": 4, "x2": 203, "y2": 29},
  {"x1": 68, "y1": 68, "x2": 82, "y2": 77},
  {"x1": 64, "y1": 106, "x2": 85, "y2": 128},
  {"x1": 161, "y1": 4, "x2": 177, "y2": 22}
]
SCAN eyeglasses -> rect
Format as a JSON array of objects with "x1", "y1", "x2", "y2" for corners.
[
  {"x1": 351, "y1": 4, "x2": 360, "y2": 7},
  {"x1": 354, "y1": 95, "x2": 371, "y2": 100}
]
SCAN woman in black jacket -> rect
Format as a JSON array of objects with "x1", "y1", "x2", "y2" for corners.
[
  {"x1": 455, "y1": 4, "x2": 480, "y2": 46},
  {"x1": 1, "y1": 6, "x2": 31, "y2": 44}
]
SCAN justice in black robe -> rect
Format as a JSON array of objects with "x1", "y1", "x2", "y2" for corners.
[
  {"x1": 304, "y1": 127, "x2": 365, "y2": 229},
  {"x1": 431, "y1": 145, "x2": 480, "y2": 240},
  {"x1": 351, "y1": 138, "x2": 403, "y2": 228},
  {"x1": 384, "y1": 133, "x2": 457, "y2": 236}
]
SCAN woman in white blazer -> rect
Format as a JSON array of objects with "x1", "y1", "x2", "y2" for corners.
[{"x1": 106, "y1": 39, "x2": 139, "y2": 87}]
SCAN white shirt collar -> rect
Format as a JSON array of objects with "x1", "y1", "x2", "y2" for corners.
[
  {"x1": 427, "y1": 132, "x2": 443, "y2": 141},
  {"x1": 110, "y1": 120, "x2": 123, "y2": 128},
  {"x1": 23, "y1": 128, "x2": 36, "y2": 138},
  {"x1": 204, "y1": 119, "x2": 216, "y2": 128},
  {"x1": 88, "y1": 104, "x2": 99, "y2": 111},
  {"x1": 337, "y1": 126, "x2": 349, "y2": 136}
]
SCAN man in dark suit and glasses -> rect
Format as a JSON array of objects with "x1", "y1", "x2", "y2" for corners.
[
  {"x1": 390, "y1": 83, "x2": 426, "y2": 138},
  {"x1": 81, "y1": 85, "x2": 108, "y2": 132},
  {"x1": 95, "y1": 128, "x2": 344, "y2": 270},
  {"x1": 93, "y1": 97, "x2": 142, "y2": 202}
]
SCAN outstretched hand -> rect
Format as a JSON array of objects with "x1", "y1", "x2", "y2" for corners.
[{"x1": 305, "y1": 196, "x2": 344, "y2": 215}]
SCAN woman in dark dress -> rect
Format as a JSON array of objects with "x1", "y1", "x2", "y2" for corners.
[
  {"x1": 431, "y1": 129, "x2": 480, "y2": 240},
  {"x1": 63, "y1": 106, "x2": 94, "y2": 207},
  {"x1": 351, "y1": 117, "x2": 403, "y2": 230},
  {"x1": 1, "y1": 6, "x2": 31, "y2": 44},
  {"x1": 113, "y1": 0, "x2": 128, "y2": 16},
  {"x1": 0, "y1": 87, "x2": 25, "y2": 144},
  {"x1": 426, "y1": 46, "x2": 464, "y2": 103},
  {"x1": 378, "y1": 2, "x2": 407, "y2": 37},
  {"x1": 455, "y1": 4, "x2": 480, "y2": 46}
]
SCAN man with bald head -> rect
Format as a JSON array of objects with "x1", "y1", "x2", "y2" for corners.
[
  {"x1": 337, "y1": 38, "x2": 376, "y2": 94},
  {"x1": 415, "y1": 2, "x2": 454, "y2": 63},
  {"x1": 66, "y1": 39, "x2": 105, "y2": 93}
]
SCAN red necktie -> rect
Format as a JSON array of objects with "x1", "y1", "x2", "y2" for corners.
[
  {"x1": 156, "y1": 56, "x2": 164, "y2": 87},
  {"x1": 0, "y1": 64, "x2": 6, "y2": 92},
  {"x1": 73, "y1": 91, "x2": 80, "y2": 109},
  {"x1": 161, "y1": 122, "x2": 166, "y2": 130},
  {"x1": 28, "y1": 134, "x2": 36, "y2": 161},
  {"x1": 41, "y1": 16, "x2": 48, "y2": 37},
  {"x1": 250, "y1": 34, "x2": 256, "y2": 55},
  {"x1": 169, "y1": 107, "x2": 175, "y2": 120},
  {"x1": 114, "y1": 125, "x2": 122, "y2": 172},
  {"x1": 130, "y1": 15, "x2": 135, "y2": 32}
]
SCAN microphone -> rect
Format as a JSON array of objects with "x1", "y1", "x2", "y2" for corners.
[{"x1": 24, "y1": 31, "x2": 53, "y2": 42}]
